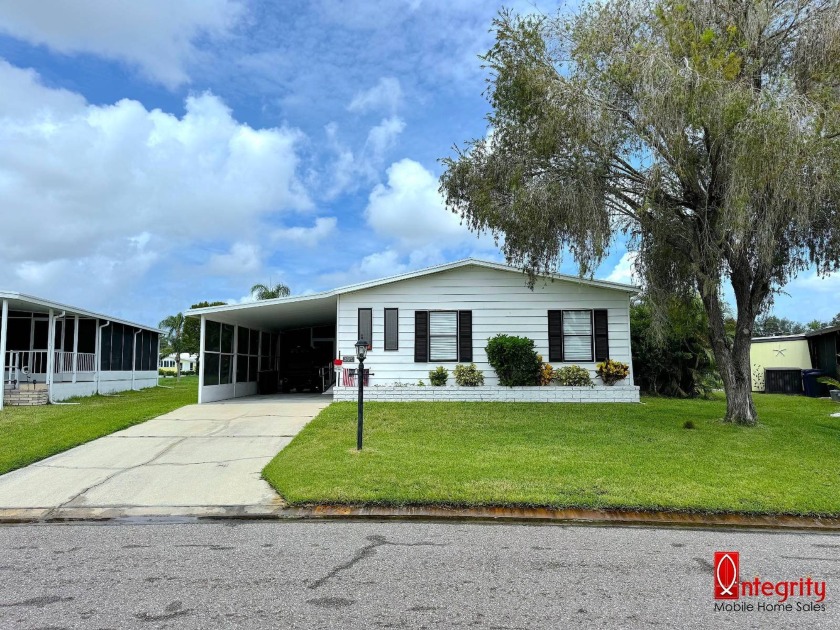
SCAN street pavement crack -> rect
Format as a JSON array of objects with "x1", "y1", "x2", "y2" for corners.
[
  {"x1": 308, "y1": 535, "x2": 448, "y2": 590},
  {"x1": 44, "y1": 435, "x2": 192, "y2": 517}
]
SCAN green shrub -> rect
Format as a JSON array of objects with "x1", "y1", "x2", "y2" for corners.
[
  {"x1": 554, "y1": 365, "x2": 593, "y2": 386},
  {"x1": 429, "y1": 366, "x2": 449, "y2": 386},
  {"x1": 485, "y1": 334, "x2": 541, "y2": 386},
  {"x1": 454, "y1": 363, "x2": 485, "y2": 386}
]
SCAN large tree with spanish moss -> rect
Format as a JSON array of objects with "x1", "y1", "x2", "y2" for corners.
[{"x1": 440, "y1": 0, "x2": 840, "y2": 425}]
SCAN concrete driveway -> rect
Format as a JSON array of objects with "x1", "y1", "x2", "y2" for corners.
[{"x1": 0, "y1": 394, "x2": 330, "y2": 519}]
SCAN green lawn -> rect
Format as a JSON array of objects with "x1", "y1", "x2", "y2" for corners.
[
  {"x1": 0, "y1": 377, "x2": 197, "y2": 475},
  {"x1": 263, "y1": 394, "x2": 840, "y2": 516}
]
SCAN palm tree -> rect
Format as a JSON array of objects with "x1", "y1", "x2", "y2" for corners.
[
  {"x1": 159, "y1": 313, "x2": 186, "y2": 379},
  {"x1": 250, "y1": 282, "x2": 291, "y2": 300}
]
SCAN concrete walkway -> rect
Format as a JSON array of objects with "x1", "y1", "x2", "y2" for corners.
[{"x1": 0, "y1": 394, "x2": 330, "y2": 519}]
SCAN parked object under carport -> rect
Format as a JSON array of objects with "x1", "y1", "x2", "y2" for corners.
[{"x1": 258, "y1": 370, "x2": 279, "y2": 395}]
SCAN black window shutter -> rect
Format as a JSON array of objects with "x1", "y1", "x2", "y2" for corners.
[
  {"x1": 548, "y1": 310, "x2": 563, "y2": 362},
  {"x1": 594, "y1": 309, "x2": 609, "y2": 361},
  {"x1": 384, "y1": 308, "x2": 399, "y2": 350},
  {"x1": 358, "y1": 308, "x2": 372, "y2": 348},
  {"x1": 414, "y1": 311, "x2": 429, "y2": 362},
  {"x1": 458, "y1": 311, "x2": 473, "y2": 362}
]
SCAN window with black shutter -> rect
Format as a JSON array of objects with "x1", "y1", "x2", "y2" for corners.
[
  {"x1": 358, "y1": 308, "x2": 373, "y2": 348},
  {"x1": 414, "y1": 311, "x2": 429, "y2": 362},
  {"x1": 548, "y1": 311, "x2": 563, "y2": 362},
  {"x1": 458, "y1": 311, "x2": 473, "y2": 362},
  {"x1": 384, "y1": 308, "x2": 399, "y2": 350},
  {"x1": 594, "y1": 310, "x2": 609, "y2": 361},
  {"x1": 562, "y1": 310, "x2": 594, "y2": 362}
]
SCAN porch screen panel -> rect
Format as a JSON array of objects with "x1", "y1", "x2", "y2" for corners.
[
  {"x1": 146, "y1": 332, "x2": 157, "y2": 371},
  {"x1": 236, "y1": 327, "x2": 248, "y2": 383},
  {"x1": 562, "y1": 310, "x2": 593, "y2": 362},
  {"x1": 64, "y1": 322, "x2": 75, "y2": 355},
  {"x1": 219, "y1": 324, "x2": 234, "y2": 384},
  {"x1": 100, "y1": 325, "x2": 112, "y2": 371},
  {"x1": 429, "y1": 311, "x2": 458, "y2": 362},
  {"x1": 6, "y1": 317, "x2": 31, "y2": 351},
  {"x1": 122, "y1": 326, "x2": 134, "y2": 371},
  {"x1": 203, "y1": 321, "x2": 222, "y2": 386},
  {"x1": 135, "y1": 333, "x2": 144, "y2": 371},
  {"x1": 236, "y1": 326, "x2": 254, "y2": 383},
  {"x1": 110, "y1": 324, "x2": 123, "y2": 371},
  {"x1": 78, "y1": 319, "x2": 97, "y2": 354}
]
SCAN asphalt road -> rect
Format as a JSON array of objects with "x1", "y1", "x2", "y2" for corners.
[{"x1": 1, "y1": 520, "x2": 838, "y2": 629}]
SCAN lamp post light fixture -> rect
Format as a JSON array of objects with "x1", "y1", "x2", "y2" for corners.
[{"x1": 355, "y1": 339, "x2": 368, "y2": 450}]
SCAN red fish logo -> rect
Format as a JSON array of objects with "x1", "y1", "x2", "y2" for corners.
[{"x1": 714, "y1": 552, "x2": 740, "y2": 600}]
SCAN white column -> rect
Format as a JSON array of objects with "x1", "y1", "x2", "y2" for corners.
[
  {"x1": 46, "y1": 309, "x2": 54, "y2": 394},
  {"x1": 72, "y1": 315, "x2": 79, "y2": 383},
  {"x1": 0, "y1": 299, "x2": 8, "y2": 411},
  {"x1": 94, "y1": 320, "x2": 101, "y2": 393},
  {"x1": 131, "y1": 329, "x2": 140, "y2": 391},
  {"x1": 232, "y1": 324, "x2": 238, "y2": 399},
  {"x1": 198, "y1": 315, "x2": 206, "y2": 404}
]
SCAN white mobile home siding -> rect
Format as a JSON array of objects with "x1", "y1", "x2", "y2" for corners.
[{"x1": 336, "y1": 266, "x2": 633, "y2": 386}]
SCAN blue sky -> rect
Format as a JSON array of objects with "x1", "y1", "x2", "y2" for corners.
[{"x1": 0, "y1": 0, "x2": 835, "y2": 327}]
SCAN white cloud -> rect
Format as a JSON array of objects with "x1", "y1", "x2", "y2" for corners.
[
  {"x1": 602, "y1": 252, "x2": 639, "y2": 285},
  {"x1": 323, "y1": 117, "x2": 405, "y2": 198},
  {"x1": 365, "y1": 116, "x2": 406, "y2": 159},
  {"x1": 365, "y1": 158, "x2": 480, "y2": 249},
  {"x1": 0, "y1": 60, "x2": 310, "y2": 308},
  {"x1": 0, "y1": 0, "x2": 244, "y2": 88},
  {"x1": 348, "y1": 77, "x2": 403, "y2": 114},
  {"x1": 272, "y1": 217, "x2": 338, "y2": 247},
  {"x1": 207, "y1": 242, "x2": 262, "y2": 275}
]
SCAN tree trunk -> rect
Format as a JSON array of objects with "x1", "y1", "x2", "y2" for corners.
[
  {"x1": 697, "y1": 275, "x2": 759, "y2": 426},
  {"x1": 722, "y1": 333, "x2": 757, "y2": 425},
  {"x1": 176, "y1": 362, "x2": 181, "y2": 380}
]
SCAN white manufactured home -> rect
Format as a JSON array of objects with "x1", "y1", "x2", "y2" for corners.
[
  {"x1": 0, "y1": 292, "x2": 160, "y2": 408},
  {"x1": 186, "y1": 259, "x2": 640, "y2": 404}
]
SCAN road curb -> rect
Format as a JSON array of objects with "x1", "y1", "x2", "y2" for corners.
[{"x1": 2, "y1": 504, "x2": 840, "y2": 531}]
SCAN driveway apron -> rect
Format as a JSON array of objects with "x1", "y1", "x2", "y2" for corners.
[{"x1": 0, "y1": 394, "x2": 329, "y2": 516}]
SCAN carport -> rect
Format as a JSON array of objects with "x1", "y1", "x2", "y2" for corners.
[{"x1": 186, "y1": 292, "x2": 338, "y2": 404}]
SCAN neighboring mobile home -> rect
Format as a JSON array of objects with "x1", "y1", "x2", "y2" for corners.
[
  {"x1": 186, "y1": 259, "x2": 639, "y2": 404},
  {"x1": 160, "y1": 352, "x2": 197, "y2": 373},
  {"x1": 0, "y1": 292, "x2": 160, "y2": 407}
]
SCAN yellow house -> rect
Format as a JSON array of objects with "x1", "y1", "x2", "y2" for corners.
[{"x1": 750, "y1": 335, "x2": 811, "y2": 392}]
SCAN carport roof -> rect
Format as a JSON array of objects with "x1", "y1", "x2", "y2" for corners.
[
  {"x1": 0, "y1": 291, "x2": 162, "y2": 333},
  {"x1": 185, "y1": 258, "x2": 639, "y2": 331}
]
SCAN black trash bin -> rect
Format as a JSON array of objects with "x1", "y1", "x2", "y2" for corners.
[
  {"x1": 258, "y1": 370, "x2": 279, "y2": 395},
  {"x1": 802, "y1": 369, "x2": 827, "y2": 398}
]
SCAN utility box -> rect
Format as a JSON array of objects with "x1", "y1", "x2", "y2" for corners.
[{"x1": 763, "y1": 368, "x2": 803, "y2": 394}]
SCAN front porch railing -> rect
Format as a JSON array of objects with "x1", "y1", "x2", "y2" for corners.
[{"x1": 4, "y1": 350, "x2": 98, "y2": 386}]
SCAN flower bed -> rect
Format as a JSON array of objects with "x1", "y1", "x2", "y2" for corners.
[{"x1": 332, "y1": 384, "x2": 639, "y2": 403}]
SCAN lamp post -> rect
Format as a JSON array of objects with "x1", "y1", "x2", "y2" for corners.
[{"x1": 355, "y1": 339, "x2": 368, "y2": 450}]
